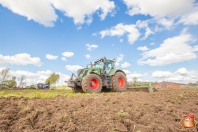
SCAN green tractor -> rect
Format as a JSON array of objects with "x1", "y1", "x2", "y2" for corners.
[{"x1": 67, "y1": 57, "x2": 127, "y2": 93}]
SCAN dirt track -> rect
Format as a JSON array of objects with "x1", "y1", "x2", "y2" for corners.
[{"x1": 0, "y1": 90, "x2": 198, "y2": 132}]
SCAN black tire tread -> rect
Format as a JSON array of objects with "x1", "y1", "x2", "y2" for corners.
[
  {"x1": 82, "y1": 74, "x2": 102, "y2": 93},
  {"x1": 112, "y1": 72, "x2": 127, "y2": 92}
]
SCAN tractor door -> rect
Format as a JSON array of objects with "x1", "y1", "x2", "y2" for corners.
[{"x1": 104, "y1": 60, "x2": 114, "y2": 74}]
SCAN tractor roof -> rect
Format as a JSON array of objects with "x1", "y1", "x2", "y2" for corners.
[{"x1": 94, "y1": 57, "x2": 116, "y2": 63}]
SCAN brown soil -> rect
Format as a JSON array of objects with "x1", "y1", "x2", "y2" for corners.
[{"x1": 0, "y1": 90, "x2": 198, "y2": 132}]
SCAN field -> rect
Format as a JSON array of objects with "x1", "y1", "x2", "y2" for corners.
[{"x1": 0, "y1": 89, "x2": 198, "y2": 132}]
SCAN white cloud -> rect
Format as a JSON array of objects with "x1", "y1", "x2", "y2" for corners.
[
  {"x1": 178, "y1": 6, "x2": 198, "y2": 25},
  {"x1": 62, "y1": 52, "x2": 74, "y2": 57},
  {"x1": 85, "y1": 54, "x2": 91, "y2": 59},
  {"x1": 123, "y1": 0, "x2": 198, "y2": 28},
  {"x1": 150, "y1": 42, "x2": 155, "y2": 45},
  {"x1": 115, "y1": 54, "x2": 124, "y2": 66},
  {"x1": 157, "y1": 18, "x2": 174, "y2": 30},
  {"x1": 0, "y1": 0, "x2": 116, "y2": 26},
  {"x1": 122, "y1": 70, "x2": 131, "y2": 75},
  {"x1": 142, "y1": 27, "x2": 154, "y2": 40},
  {"x1": 138, "y1": 31, "x2": 198, "y2": 66},
  {"x1": 176, "y1": 67, "x2": 188, "y2": 75},
  {"x1": 136, "y1": 20, "x2": 154, "y2": 40},
  {"x1": 0, "y1": 0, "x2": 58, "y2": 27},
  {"x1": 65, "y1": 65, "x2": 83, "y2": 72},
  {"x1": 46, "y1": 54, "x2": 58, "y2": 60},
  {"x1": 50, "y1": 0, "x2": 115, "y2": 25},
  {"x1": 123, "y1": 0, "x2": 194, "y2": 19},
  {"x1": 77, "y1": 26, "x2": 82, "y2": 30},
  {"x1": 151, "y1": 67, "x2": 198, "y2": 84},
  {"x1": 100, "y1": 23, "x2": 140, "y2": 44},
  {"x1": 152, "y1": 71, "x2": 172, "y2": 78},
  {"x1": 92, "y1": 33, "x2": 97, "y2": 36},
  {"x1": 137, "y1": 46, "x2": 149, "y2": 51},
  {"x1": 120, "y1": 39, "x2": 123, "y2": 42},
  {"x1": 121, "y1": 62, "x2": 131, "y2": 68},
  {"x1": 0, "y1": 53, "x2": 42, "y2": 66},
  {"x1": 122, "y1": 70, "x2": 148, "y2": 81},
  {"x1": 8, "y1": 69, "x2": 70, "y2": 86},
  {"x1": 61, "y1": 57, "x2": 67, "y2": 61},
  {"x1": 86, "y1": 44, "x2": 98, "y2": 51},
  {"x1": 123, "y1": 70, "x2": 148, "y2": 81}
]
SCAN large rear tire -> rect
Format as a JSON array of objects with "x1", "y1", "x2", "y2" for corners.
[
  {"x1": 112, "y1": 72, "x2": 127, "y2": 92},
  {"x1": 82, "y1": 74, "x2": 102, "y2": 93}
]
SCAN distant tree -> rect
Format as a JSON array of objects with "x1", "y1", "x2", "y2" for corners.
[
  {"x1": 4, "y1": 80, "x2": 17, "y2": 88},
  {"x1": 133, "y1": 77, "x2": 137, "y2": 87},
  {"x1": 18, "y1": 75, "x2": 26, "y2": 88},
  {"x1": 188, "y1": 82, "x2": 196, "y2": 86},
  {"x1": 0, "y1": 68, "x2": 10, "y2": 85},
  {"x1": 45, "y1": 73, "x2": 60, "y2": 89}
]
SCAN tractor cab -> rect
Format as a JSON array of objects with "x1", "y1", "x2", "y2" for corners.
[{"x1": 93, "y1": 58, "x2": 115, "y2": 74}]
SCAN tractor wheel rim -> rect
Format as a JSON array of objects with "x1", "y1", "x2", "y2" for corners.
[
  {"x1": 89, "y1": 78, "x2": 99, "y2": 90},
  {"x1": 118, "y1": 77, "x2": 125, "y2": 88}
]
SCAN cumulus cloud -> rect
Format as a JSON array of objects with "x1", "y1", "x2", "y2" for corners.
[
  {"x1": 122, "y1": 70, "x2": 148, "y2": 81},
  {"x1": 85, "y1": 54, "x2": 91, "y2": 59},
  {"x1": 152, "y1": 71, "x2": 172, "y2": 78},
  {"x1": 0, "y1": 0, "x2": 58, "y2": 27},
  {"x1": 0, "y1": 53, "x2": 42, "y2": 66},
  {"x1": 178, "y1": 6, "x2": 198, "y2": 25},
  {"x1": 100, "y1": 23, "x2": 140, "y2": 44},
  {"x1": 0, "y1": 0, "x2": 116, "y2": 26},
  {"x1": 123, "y1": 0, "x2": 198, "y2": 27},
  {"x1": 61, "y1": 57, "x2": 67, "y2": 61},
  {"x1": 176, "y1": 67, "x2": 188, "y2": 75},
  {"x1": 123, "y1": 0, "x2": 194, "y2": 18},
  {"x1": 51, "y1": 0, "x2": 115, "y2": 25},
  {"x1": 86, "y1": 44, "x2": 98, "y2": 51},
  {"x1": 121, "y1": 62, "x2": 131, "y2": 68},
  {"x1": 152, "y1": 67, "x2": 198, "y2": 84},
  {"x1": 136, "y1": 20, "x2": 155, "y2": 40},
  {"x1": 6, "y1": 69, "x2": 70, "y2": 86},
  {"x1": 142, "y1": 27, "x2": 154, "y2": 40},
  {"x1": 137, "y1": 46, "x2": 149, "y2": 51},
  {"x1": 65, "y1": 65, "x2": 83, "y2": 72},
  {"x1": 138, "y1": 30, "x2": 198, "y2": 66},
  {"x1": 46, "y1": 54, "x2": 58, "y2": 60},
  {"x1": 61, "y1": 52, "x2": 74, "y2": 61},
  {"x1": 62, "y1": 52, "x2": 74, "y2": 57},
  {"x1": 157, "y1": 18, "x2": 174, "y2": 30},
  {"x1": 115, "y1": 54, "x2": 124, "y2": 66}
]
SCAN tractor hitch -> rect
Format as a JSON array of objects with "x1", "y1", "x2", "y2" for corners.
[{"x1": 67, "y1": 73, "x2": 82, "y2": 88}]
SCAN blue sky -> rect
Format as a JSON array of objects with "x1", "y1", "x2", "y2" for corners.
[{"x1": 0, "y1": 0, "x2": 198, "y2": 85}]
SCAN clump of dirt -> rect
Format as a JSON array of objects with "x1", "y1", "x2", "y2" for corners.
[{"x1": 0, "y1": 90, "x2": 198, "y2": 132}]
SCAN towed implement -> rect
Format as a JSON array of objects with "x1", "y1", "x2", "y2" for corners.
[{"x1": 67, "y1": 57, "x2": 127, "y2": 93}]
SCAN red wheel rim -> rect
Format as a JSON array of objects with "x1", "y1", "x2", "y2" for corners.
[
  {"x1": 89, "y1": 78, "x2": 99, "y2": 90},
  {"x1": 118, "y1": 77, "x2": 125, "y2": 88}
]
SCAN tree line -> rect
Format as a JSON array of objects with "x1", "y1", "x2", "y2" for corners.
[{"x1": 0, "y1": 68, "x2": 60, "y2": 89}]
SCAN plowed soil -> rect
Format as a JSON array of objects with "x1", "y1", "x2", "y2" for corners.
[{"x1": 0, "y1": 89, "x2": 198, "y2": 132}]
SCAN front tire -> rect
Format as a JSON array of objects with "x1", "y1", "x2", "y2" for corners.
[
  {"x1": 82, "y1": 74, "x2": 102, "y2": 93},
  {"x1": 112, "y1": 72, "x2": 127, "y2": 92}
]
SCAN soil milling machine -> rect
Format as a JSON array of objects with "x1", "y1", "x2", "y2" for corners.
[{"x1": 67, "y1": 57, "x2": 127, "y2": 93}]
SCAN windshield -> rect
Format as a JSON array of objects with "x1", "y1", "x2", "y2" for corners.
[
  {"x1": 93, "y1": 60, "x2": 104, "y2": 69},
  {"x1": 104, "y1": 60, "x2": 115, "y2": 70},
  {"x1": 93, "y1": 59, "x2": 115, "y2": 70}
]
